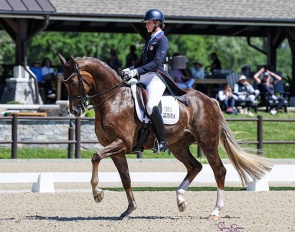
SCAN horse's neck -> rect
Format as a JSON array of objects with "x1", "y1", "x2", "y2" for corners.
[
  {"x1": 90, "y1": 77, "x2": 131, "y2": 110},
  {"x1": 92, "y1": 85, "x2": 132, "y2": 124}
]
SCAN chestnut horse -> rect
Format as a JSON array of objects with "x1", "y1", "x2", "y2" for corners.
[{"x1": 59, "y1": 54, "x2": 271, "y2": 220}]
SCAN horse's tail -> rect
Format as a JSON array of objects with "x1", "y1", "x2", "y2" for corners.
[{"x1": 212, "y1": 98, "x2": 273, "y2": 186}]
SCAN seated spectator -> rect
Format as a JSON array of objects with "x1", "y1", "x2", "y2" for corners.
[
  {"x1": 41, "y1": 58, "x2": 56, "y2": 99},
  {"x1": 191, "y1": 60, "x2": 205, "y2": 79},
  {"x1": 217, "y1": 85, "x2": 238, "y2": 114},
  {"x1": 253, "y1": 68, "x2": 285, "y2": 115},
  {"x1": 191, "y1": 60, "x2": 206, "y2": 94},
  {"x1": 173, "y1": 59, "x2": 195, "y2": 89},
  {"x1": 30, "y1": 59, "x2": 55, "y2": 99},
  {"x1": 233, "y1": 75, "x2": 257, "y2": 116}
]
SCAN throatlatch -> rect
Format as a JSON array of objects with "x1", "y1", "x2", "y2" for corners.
[
  {"x1": 132, "y1": 122, "x2": 150, "y2": 153},
  {"x1": 150, "y1": 106, "x2": 168, "y2": 153}
]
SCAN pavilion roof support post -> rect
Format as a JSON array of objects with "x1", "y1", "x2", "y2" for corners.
[
  {"x1": 130, "y1": 23, "x2": 149, "y2": 40},
  {"x1": 25, "y1": 15, "x2": 49, "y2": 43},
  {"x1": 0, "y1": 18, "x2": 18, "y2": 41},
  {"x1": 247, "y1": 36, "x2": 267, "y2": 55},
  {"x1": 15, "y1": 18, "x2": 28, "y2": 66},
  {"x1": 284, "y1": 27, "x2": 295, "y2": 98},
  {"x1": 163, "y1": 24, "x2": 174, "y2": 36},
  {"x1": 267, "y1": 30, "x2": 277, "y2": 71}
]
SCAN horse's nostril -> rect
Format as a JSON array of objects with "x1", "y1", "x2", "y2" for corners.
[{"x1": 70, "y1": 109, "x2": 79, "y2": 116}]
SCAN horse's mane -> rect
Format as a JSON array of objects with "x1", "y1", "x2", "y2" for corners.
[{"x1": 75, "y1": 56, "x2": 121, "y2": 80}]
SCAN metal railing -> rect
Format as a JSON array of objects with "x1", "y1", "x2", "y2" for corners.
[{"x1": 0, "y1": 114, "x2": 295, "y2": 158}]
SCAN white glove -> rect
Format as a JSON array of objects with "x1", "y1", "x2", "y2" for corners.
[
  {"x1": 127, "y1": 69, "x2": 138, "y2": 79},
  {"x1": 122, "y1": 68, "x2": 130, "y2": 73}
]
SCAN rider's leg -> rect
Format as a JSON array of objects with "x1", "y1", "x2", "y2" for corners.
[
  {"x1": 149, "y1": 106, "x2": 167, "y2": 152},
  {"x1": 145, "y1": 74, "x2": 167, "y2": 152},
  {"x1": 132, "y1": 123, "x2": 150, "y2": 153},
  {"x1": 140, "y1": 73, "x2": 167, "y2": 150}
]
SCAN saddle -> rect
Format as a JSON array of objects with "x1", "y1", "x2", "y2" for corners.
[{"x1": 136, "y1": 82, "x2": 149, "y2": 113}]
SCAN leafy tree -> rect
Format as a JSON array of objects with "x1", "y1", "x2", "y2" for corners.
[
  {"x1": 28, "y1": 32, "x2": 143, "y2": 67},
  {"x1": 0, "y1": 30, "x2": 291, "y2": 80},
  {"x1": 0, "y1": 31, "x2": 15, "y2": 73}
]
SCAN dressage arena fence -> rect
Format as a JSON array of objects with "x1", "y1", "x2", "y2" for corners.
[
  {"x1": 0, "y1": 114, "x2": 295, "y2": 159},
  {"x1": 0, "y1": 164, "x2": 294, "y2": 192}
]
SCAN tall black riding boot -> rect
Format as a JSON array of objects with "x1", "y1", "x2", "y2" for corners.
[
  {"x1": 132, "y1": 127, "x2": 150, "y2": 153},
  {"x1": 150, "y1": 106, "x2": 168, "y2": 153}
]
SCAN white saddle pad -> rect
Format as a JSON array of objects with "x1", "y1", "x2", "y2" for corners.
[
  {"x1": 128, "y1": 78, "x2": 179, "y2": 125},
  {"x1": 135, "y1": 96, "x2": 179, "y2": 125}
]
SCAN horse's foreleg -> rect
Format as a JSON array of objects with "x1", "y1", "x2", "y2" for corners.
[
  {"x1": 203, "y1": 147, "x2": 226, "y2": 220},
  {"x1": 90, "y1": 138, "x2": 127, "y2": 204},
  {"x1": 91, "y1": 154, "x2": 104, "y2": 203},
  {"x1": 111, "y1": 155, "x2": 137, "y2": 220},
  {"x1": 171, "y1": 146, "x2": 202, "y2": 213}
]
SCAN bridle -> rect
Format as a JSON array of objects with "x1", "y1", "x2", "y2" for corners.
[{"x1": 64, "y1": 62, "x2": 124, "y2": 110}]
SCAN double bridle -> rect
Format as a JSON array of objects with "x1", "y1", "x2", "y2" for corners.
[{"x1": 64, "y1": 63, "x2": 124, "y2": 110}]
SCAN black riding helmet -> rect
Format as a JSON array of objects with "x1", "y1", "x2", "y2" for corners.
[{"x1": 142, "y1": 9, "x2": 165, "y2": 32}]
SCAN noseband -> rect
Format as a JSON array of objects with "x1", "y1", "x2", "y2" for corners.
[{"x1": 64, "y1": 62, "x2": 124, "y2": 110}]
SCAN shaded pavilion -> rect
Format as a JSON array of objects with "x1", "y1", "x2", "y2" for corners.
[{"x1": 1, "y1": 0, "x2": 295, "y2": 103}]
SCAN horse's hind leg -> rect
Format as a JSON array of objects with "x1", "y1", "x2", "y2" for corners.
[
  {"x1": 170, "y1": 145, "x2": 203, "y2": 212},
  {"x1": 201, "y1": 145, "x2": 226, "y2": 220},
  {"x1": 111, "y1": 155, "x2": 137, "y2": 220}
]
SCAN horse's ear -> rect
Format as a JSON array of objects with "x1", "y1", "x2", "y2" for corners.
[
  {"x1": 58, "y1": 54, "x2": 68, "y2": 69},
  {"x1": 68, "y1": 56, "x2": 76, "y2": 70}
]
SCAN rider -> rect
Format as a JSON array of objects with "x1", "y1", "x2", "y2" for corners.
[{"x1": 122, "y1": 9, "x2": 169, "y2": 153}]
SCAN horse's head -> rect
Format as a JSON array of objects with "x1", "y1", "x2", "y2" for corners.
[{"x1": 59, "y1": 54, "x2": 94, "y2": 117}]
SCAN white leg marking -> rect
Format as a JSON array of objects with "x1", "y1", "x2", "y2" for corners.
[
  {"x1": 210, "y1": 188, "x2": 224, "y2": 217},
  {"x1": 176, "y1": 188, "x2": 187, "y2": 212},
  {"x1": 176, "y1": 189, "x2": 186, "y2": 206}
]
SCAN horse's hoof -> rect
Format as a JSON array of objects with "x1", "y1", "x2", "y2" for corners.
[
  {"x1": 209, "y1": 214, "x2": 220, "y2": 220},
  {"x1": 178, "y1": 201, "x2": 187, "y2": 212},
  {"x1": 93, "y1": 189, "x2": 104, "y2": 203},
  {"x1": 119, "y1": 214, "x2": 130, "y2": 220}
]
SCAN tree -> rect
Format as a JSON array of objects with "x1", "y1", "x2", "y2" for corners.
[{"x1": 0, "y1": 30, "x2": 291, "y2": 79}]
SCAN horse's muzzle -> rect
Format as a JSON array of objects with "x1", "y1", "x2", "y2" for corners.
[{"x1": 70, "y1": 103, "x2": 86, "y2": 117}]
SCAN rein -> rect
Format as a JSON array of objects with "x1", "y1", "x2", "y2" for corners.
[{"x1": 64, "y1": 62, "x2": 124, "y2": 110}]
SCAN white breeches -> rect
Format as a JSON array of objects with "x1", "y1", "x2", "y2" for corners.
[{"x1": 139, "y1": 72, "x2": 166, "y2": 115}]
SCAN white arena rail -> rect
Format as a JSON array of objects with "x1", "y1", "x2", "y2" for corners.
[{"x1": 0, "y1": 165, "x2": 294, "y2": 193}]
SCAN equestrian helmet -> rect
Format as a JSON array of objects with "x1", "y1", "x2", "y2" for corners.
[{"x1": 143, "y1": 9, "x2": 165, "y2": 24}]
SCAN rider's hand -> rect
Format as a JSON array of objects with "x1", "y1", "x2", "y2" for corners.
[
  {"x1": 122, "y1": 68, "x2": 130, "y2": 74},
  {"x1": 126, "y1": 69, "x2": 138, "y2": 79},
  {"x1": 121, "y1": 68, "x2": 131, "y2": 81}
]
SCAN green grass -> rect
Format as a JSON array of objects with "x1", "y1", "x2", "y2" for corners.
[
  {"x1": 223, "y1": 110, "x2": 295, "y2": 158},
  {"x1": 0, "y1": 110, "x2": 294, "y2": 159}
]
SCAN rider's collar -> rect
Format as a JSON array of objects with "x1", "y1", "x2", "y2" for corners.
[{"x1": 151, "y1": 29, "x2": 163, "y2": 39}]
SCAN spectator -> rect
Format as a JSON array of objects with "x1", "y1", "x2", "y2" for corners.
[
  {"x1": 41, "y1": 58, "x2": 56, "y2": 99},
  {"x1": 233, "y1": 75, "x2": 257, "y2": 116},
  {"x1": 217, "y1": 84, "x2": 238, "y2": 114},
  {"x1": 31, "y1": 59, "x2": 55, "y2": 99},
  {"x1": 191, "y1": 60, "x2": 205, "y2": 79},
  {"x1": 125, "y1": 45, "x2": 138, "y2": 68},
  {"x1": 106, "y1": 48, "x2": 122, "y2": 75},
  {"x1": 253, "y1": 68, "x2": 285, "y2": 115},
  {"x1": 205, "y1": 52, "x2": 222, "y2": 72},
  {"x1": 191, "y1": 60, "x2": 206, "y2": 94},
  {"x1": 173, "y1": 59, "x2": 195, "y2": 89}
]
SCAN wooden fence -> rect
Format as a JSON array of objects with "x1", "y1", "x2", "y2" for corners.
[{"x1": 0, "y1": 114, "x2": 295, "y2": 158}]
